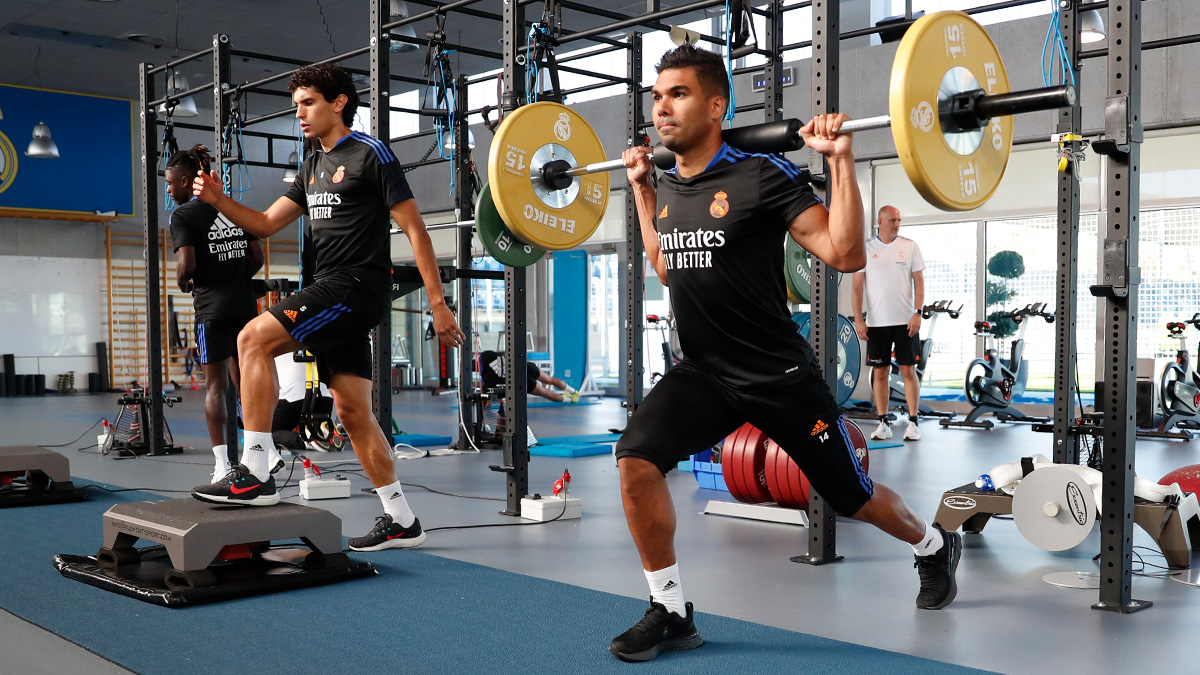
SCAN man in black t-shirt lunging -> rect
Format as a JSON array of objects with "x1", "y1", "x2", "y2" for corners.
[
  {"x1": 189, "y1": 64, "x2": 464, "y2": 551},
  {"x1": 166, "y1": 144, "x2": 265, "y2": 483},
  {"x1": 608, "y1": 47, "x2": 962, "y2": 662}
]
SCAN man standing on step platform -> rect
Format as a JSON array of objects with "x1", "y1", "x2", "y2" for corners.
[
  {"x1": 189, "y1": 64, "x2": 464, "y2": 552},
  {"x1": 612, "y1": 46, "x2": 961, "y2": 663},
  {"x1": 166, "y1": 144, "x2": 266, "y2": 483},
  {"x1": 852, "y1": 205, "x2": 925, "y2": 442}
]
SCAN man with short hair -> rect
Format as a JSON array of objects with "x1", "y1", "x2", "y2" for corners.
[
  {"x1": 166, "y1": 143, "x2": 266, "y2": 482},
  {"x1": 611, "y1": 46, "x2": 960, "y2": 663},
  {"x1": 191, "y1": 63, "x2": 464, "y2": 551},
  {"x1": 852, "y1": 205, "x2": 925, "y2": 441}
]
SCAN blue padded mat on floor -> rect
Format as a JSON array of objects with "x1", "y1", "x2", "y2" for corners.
[
  {"x1": 2, "y1": 481, "x2": 995, "y2": 675},
  {"x1": 451, "y1": 399, "x2": 600, "y2": 409},
  {"x1": 535, "y1": 433, "x2": 623, "y2": 444},
  {"x1": 0, "y1": 480, "x2": 993, "y2": 672},
  {"x1": 530, "y1": 442, "x2": 613, "y2": 457},
  {"x1": 392, "y1": 433, "x2": 453, "y2": 447},
  {"x1": 867, "y1": 441, "x2": 904, "y2": 449}
]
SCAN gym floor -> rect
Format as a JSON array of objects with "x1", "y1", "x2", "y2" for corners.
[{"x1": 3, "y1": 390, "x2": 1197, "y2": 674}]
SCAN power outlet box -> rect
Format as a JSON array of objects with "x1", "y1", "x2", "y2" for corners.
[
  {"x1": 300, "y1": 476, "x2": 351, "y2": 500},
  {"x1": 520, "y1": 495, "x2": 581, "y2": 521}
]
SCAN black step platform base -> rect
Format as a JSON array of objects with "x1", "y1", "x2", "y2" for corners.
[
  {"x1": 0, "y1": 446, "x2": 87, "y2": 508},
  {"x1": 54, "y1": 545, "x2": 375, "y2": 608}
]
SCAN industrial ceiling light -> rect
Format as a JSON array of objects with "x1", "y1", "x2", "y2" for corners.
[
  {"x1": 1080, "y1": 10, "x2": 1106, "y2": 44},
  {"x1": 668, "y1": 25, "x2": 700, "y2": 47},
  {"x1": 26, "y1": 122, "x2": 60, "y2": 159},
  {"x1": 26, "y1": 46, "x2": 59, "y2": 158},
  {"x1": 157, "y1": 72, "x2": 198, "y2": 117},
  {"x1": 389, "y1": 0, "x2": 420, "y2": 54},
  {"x1": 443, "y1": 129, "x2": 475, "y2": 151},
  {"x1": 282, "y1": 151, "x2": 299, "y2": 183}
]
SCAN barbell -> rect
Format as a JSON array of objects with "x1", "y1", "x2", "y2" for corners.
[{"x1": 477, "y1": 11, "x2": 1075, "y2": 263}]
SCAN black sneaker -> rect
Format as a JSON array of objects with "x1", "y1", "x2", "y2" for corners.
[
  {"x1": 609, "y1": 601, "x2": 704, "y2": 662},
  {"x1": 191, "y1": 464, "x2": 279, "y2": 506},
  {"x1": 347, "y1": 514, "x2": 426, "y2": 551},
  {"x1": 915, "y1": 524, "x2": 962, "y2": 609}
]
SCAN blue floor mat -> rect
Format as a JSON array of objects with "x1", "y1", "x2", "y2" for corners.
[
  {"x1": 5, "y1": 482, "x2": 993, "y2": 675},
  {"x1": 867, "y1": 441, "x2": 904, "y2": 449},
  {"x1": 531, "y1": 442, "x2": 613, "y2": 457},
  {"x1": 536, "y1": 433, "x2": 623, "y2": 444},
  {"x1": 392, "y1": 433, "x2": 453, "y2": 447},
  {"x1": 451, "y1": 399, "x2": 600, "y2": 409}
]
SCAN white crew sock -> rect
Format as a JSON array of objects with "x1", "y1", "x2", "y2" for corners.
[
  {"x1": 240, "y1": 430, "x2": 274, "y2": 481},
  {"x1": 912, "y1": 521, "x2": 944, "y2": 557},
  {"x1": 376, "y1": 479, "x2": 416, "y2": 528},
  {"x1": 212, "y1": 444, "x2": 231, "y2": 481},
  {"x1": 644, "y1": 564, "x2": 686, "y2": 617}
]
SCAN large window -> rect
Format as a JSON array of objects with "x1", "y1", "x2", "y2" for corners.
[
  {"x1": 901, "y1": 222, "x2": 978, "y2": 388},
  {"x1": 1138, "y1": 207, "x2": 1200, "y2": 361},
  {"x1": 883, "y1": 0, "x2": 1050, "y2": 25}
]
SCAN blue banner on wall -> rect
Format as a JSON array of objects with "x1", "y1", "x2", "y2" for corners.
[
  {"x1": 552, "y1": 250, "x2": 589, "y2": 390},
  {"x1": 0, "y1": 84, "x2": 134, "y2": 216}
]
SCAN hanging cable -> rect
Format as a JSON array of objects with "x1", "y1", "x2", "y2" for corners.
[{"x1": 723, "y1": 0, "x2": 738, "y2": 123}]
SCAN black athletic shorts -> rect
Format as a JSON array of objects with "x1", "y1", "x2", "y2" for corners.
[
  {"x1": 195, "y1": 315, "x2": 255, "y2": 364},
  {"x1": 866, "y1": 325, "x2": 919, "y2": 367},
  {"x1": 267, "y1": 271, "x2": 390, "y2": 383},
  {"x1": 479, "y1": 351, "x2": 541, "y2": 392},
  {"x1": 614, "y1": 360, "x2": 874, "y2": 516}
]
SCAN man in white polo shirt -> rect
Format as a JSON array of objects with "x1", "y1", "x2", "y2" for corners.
[{"x1": 852, "y1": 205, "x2": 925, "y2": 441}]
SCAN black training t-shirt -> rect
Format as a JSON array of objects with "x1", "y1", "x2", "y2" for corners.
[
  {"x1": 284, "y1": 131, "x2": 414, "y2": 290},
  {"x1": 169, "y1": 198, "x2": 259, "y2": 321},
  {"x1": 655, "y1": 143, "x2": 823, "y2": 389}
]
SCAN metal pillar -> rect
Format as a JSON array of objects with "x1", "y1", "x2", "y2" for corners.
[
  {"x1": 762, "y1": 0, "x2": 784, "y2": 124},
  {"x1": 1089, "y1": 0, "x2": 1148, "y2": 614},
  {"x1": 1051, "y1": 9, "x2": 1081, "y2": 465},
  {"x1": 369, "y1": 0, "x2": 395, "y2": 441},
  {"x1": 138, "y1": 63, "x2": 167, "y2": 453},
  {"x1": 212, "y1": 34, "x2": 238, "y2": 461},
  {"x1": 500, "y1": 0, "x2": 530, "y2": 515},
  {"x1": 623, "y1": 33, "x2": 645, "y2": 423},
  {"x1": 454, "y1": 74, "x2": 478, "y2": 449},
  {"x1": 794, "y1": 0, "x2": 842, "y2": 566}
]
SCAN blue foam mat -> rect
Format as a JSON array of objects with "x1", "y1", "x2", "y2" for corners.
[
  {"x1": 867, "y1": 441, "x2": 904, "y2": 449},
  {"x1": 3, "y1": 481, "x2": 993, "y2": 675},
  {"x1": 530, "y1": 442, "x2": 613, "y2": 457},
  {"x1": 392, "y1": 433, "x2": 453, "y2": 447},
  {"x1": 535, "y1": 433, "x2": 623, "y2": 444},
  {"x1": 451, "y1": 398, "x2": 600, "y2": 409}
]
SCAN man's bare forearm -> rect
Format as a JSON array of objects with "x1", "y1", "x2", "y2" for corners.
[
  {"x1": 632, "y1": 184, "x2": 667, "y2": 285},
  {"x1": 825, "y1": 155, "x2": 865, "y2": 271}
]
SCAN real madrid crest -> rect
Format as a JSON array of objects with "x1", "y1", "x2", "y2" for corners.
[
  {"x1": 0, "y1": 130, "x2": 18, "y2": 196},
  {"x1": 332, "y1": 165, "x2": 346, "y2": 183},
  {"x1": 709, "y1": 190, "x2": 730, "y2": 219}
]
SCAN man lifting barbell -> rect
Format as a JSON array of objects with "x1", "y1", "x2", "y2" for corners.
[
  {"x1": 607, "y1": 45, "x2": 961, "y2": 663},
  {"x1": 188, "y1": 64, "x2": 464, "y2": 552}
]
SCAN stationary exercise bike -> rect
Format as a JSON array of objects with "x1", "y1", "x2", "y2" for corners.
[
  {"x1": 863, "y1": 300, "x2": 963, "y2": 420},
  {"x1": 646, "y1": 313, "x2": 682, "y2": 386},
  {"x1": 1137, "y1": 314, "x2": 1200, "y2": 440},
  {"x1": 941, "y1": 303, "x2": 1055, "y2": 430}
]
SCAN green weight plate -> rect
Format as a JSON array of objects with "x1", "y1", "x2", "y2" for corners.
[
  {"x1": 784, "y1": 236, "x2": 811, "y2": 304},
  {"x1": 475, "y1": 182, "x2": 546, "y2": 268}
]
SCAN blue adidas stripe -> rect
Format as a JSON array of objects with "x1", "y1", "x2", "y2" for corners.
[
  {"x1": 351, "y1": 131, "x2": 398, "y2": 164},
  {"x1": 294, "y1": 304, "x2": 349, "y2": 342},
  {"x1": 197, "y1": 323, "x2": 208, "y2": 363},
  {"x1": 290, "y1": 306, "x2": 339, "y2": 339},
  {"x1": 837, "y1": 417, "x2": 873, "y2": 494}
]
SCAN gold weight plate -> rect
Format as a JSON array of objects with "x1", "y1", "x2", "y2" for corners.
[
  {"x1": 486, "y1": 102, "x2": 610, "y2": 250},
  {"x1": 889, "y1": 11, "x2": 1012, "y2": 211}
]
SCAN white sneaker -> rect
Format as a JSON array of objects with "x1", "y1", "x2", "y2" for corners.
[
  {"x1": 870, "y1": 421, "x2": 893, "y2": 440},
  {"x1": 904, "y1": 421, "x2": 921, "y2": 441}
]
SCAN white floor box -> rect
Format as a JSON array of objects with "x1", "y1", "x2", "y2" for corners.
[{"x1": 520, "y1": 495, "x2": 581, "y2": 521}]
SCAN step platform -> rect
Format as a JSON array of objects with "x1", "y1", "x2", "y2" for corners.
[
  {"x1": 0, "y1": 446, "x2": 87, "y2": 507},
  {"x1": 934, "y1": 482, "x2": 1200, "y2": 569},
  {"x1": 55, "y1": 498, "x2": 375, "y2": 607}
]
